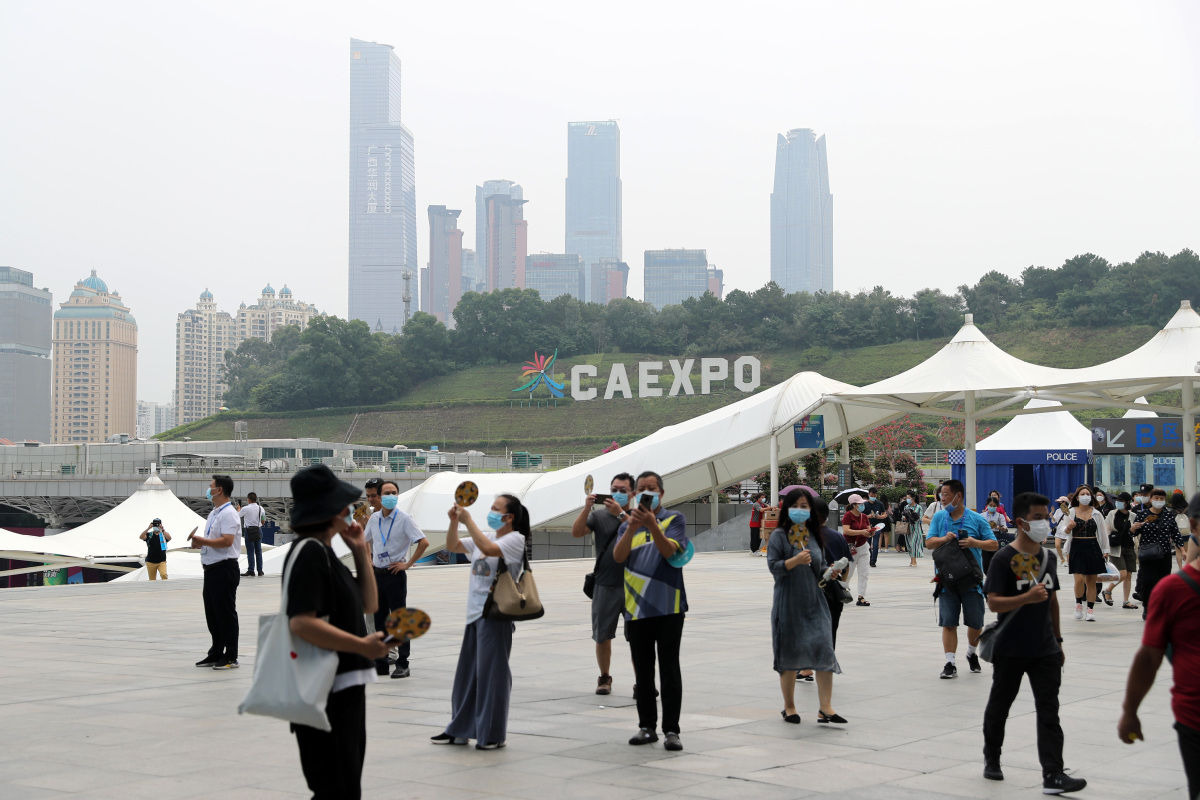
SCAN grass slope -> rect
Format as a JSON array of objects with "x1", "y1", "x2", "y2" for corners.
[{"x1": 166, "y1": 325, "x2": 1158, "y2": 453}]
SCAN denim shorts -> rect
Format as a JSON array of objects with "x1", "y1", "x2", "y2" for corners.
[{"x1": 938, "y1": 586, "x2": 985, "y2": 629}]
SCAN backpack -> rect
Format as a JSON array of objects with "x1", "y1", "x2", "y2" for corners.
[{"x1": 933, "y1": 536, "x2": 984, "y2": 593}]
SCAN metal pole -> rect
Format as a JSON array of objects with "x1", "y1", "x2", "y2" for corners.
[
  {"x1": 841, "y1": 436, "x2": 851, "y2": 485},
  {"x1": 1184, "y1": 378, "x2": 1196, "y2": 496},
  {"x1": 769, "y1": 433, "x2": 779, "y2": 503},
  {"x1": 965, "y1": 391, "x2": 977, "y2": 510}
]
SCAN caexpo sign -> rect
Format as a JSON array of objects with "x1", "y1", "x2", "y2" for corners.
[{"x1": 569, "y1": 356, "x2": 761, "y2": 401}]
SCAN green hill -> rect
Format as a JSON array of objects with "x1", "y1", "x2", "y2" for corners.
[{"x1": 163, "y1": 324, "x2": 1158, "y2": 453}]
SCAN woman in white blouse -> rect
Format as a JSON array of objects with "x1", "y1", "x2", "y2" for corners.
[{"x1": 1054, "y1": 485, "x2": 1110, "y2": 622}]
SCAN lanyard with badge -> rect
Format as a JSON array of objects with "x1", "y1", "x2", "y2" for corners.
[
  {"x1": 377, "y1": 513, "x2": 398, "y2": 565},
  {"x1": 204, "y1": 503, "x2": 231, "y2": 550}
]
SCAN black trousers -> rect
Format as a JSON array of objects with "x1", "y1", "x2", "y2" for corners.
[
  {"x1": 373, "y1": 567, "x2": 409, "y2": 670},
  {"x1": 1136, "y1": 556, "x2": 1173, "y2": 617},
  {"x1": 749, "y1": 527, "x2": 761, "y2": 553},
  {"x1": 201, "y1": 558, "x2": 239, "y2": 661},
  {"x1": 982, "y1": 653, "x2": 1063, "y2": 775},
  {"x1": 824, "y1": 590, "x2": 844, "y2": 649},
  {"x1": 627, "y1": 613, "x2": 684, "y2": 734},
  {"x1": 1177, "y1": 721, "x2": 1200, "y2": 800},
  {"x1": 294, "y1": 685, "x2": 366, "y2": 800}
]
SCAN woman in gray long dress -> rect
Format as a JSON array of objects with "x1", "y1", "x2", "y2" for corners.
[{"x1": 769, "y1": 488, "x2": 844, "y2": 725}]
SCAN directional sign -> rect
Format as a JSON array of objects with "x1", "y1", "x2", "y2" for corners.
[
  {"x1": 1091, "y1": 417, "x2": 1200, "y2": 454},
  {"x1": 793, "y1": 415, "x2": 825, "y2": 449}
]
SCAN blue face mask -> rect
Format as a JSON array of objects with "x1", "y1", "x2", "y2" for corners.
[
  {"x1": 788, "y1": 508, "x2": 811, "y2": 525},
  {"x1": 944, "y1": 502, "x2": 956, "y2": 514},
  {"x1": 205, "y1": 487, "x2": 213, "y2": 501},
  {"x1": 1115, "y1": 501, "x2": 1126, "y2": 510},
  {"x1": 638, "y1": 492, "x2": 660, "y2": 511},
  {"x1": 856, "y1": 504, "x2": 866, "y2": 513},
  {"x1": 486, "y1": 511, "x2": 506, "y2": 530},
  {"x1": 611, "y1": 491, "x2": 629, "y2": 507},
  {"x1": 381, "y1": 495, "x2": 398, "y2": 510}
]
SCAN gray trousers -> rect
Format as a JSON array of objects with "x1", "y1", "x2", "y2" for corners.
[{"x1": 445, "y1": 617, "x2": 514, "y2": 745}]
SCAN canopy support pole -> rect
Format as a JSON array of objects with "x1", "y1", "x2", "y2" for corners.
[
  {"x1": 708, "y1": 462, "x2": 720, "y2": 533},
  {"x1": 965, "y1": 391, "x2": 977, "y2": 510},
  {"x1": 1184, "y1": 378, "x2": 1196, "y2": 497},
  {"x1": 769, "y1": 433, "x2": 779, "y2": 504}
]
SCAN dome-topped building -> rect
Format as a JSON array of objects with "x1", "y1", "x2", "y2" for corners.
[
  {"x1": 261, "y1": 284, "x2": 275, "y2": 297},
  {"x1": 80, "y1": 269, "x2": 109, "y2": 293},
  {"x1": 199, "y1": 288, "x2": 214, "y2": 301}
]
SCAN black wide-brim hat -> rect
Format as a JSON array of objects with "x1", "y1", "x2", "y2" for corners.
[{"x1": 290, "y1": 464, "x2": 362, "y2": 528}]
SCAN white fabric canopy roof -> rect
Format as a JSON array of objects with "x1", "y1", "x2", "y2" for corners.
[
  {"x1": 1122, "y1": 397, "x2": 1157, "y2": 419},
  {"x1": 977, "y1": 399, "x2": 1091, "y2": 452}
]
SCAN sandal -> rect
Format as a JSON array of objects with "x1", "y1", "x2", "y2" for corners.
[
  {"x1": 1122, "y1": 602, "x2": 1139, "y2": 610},
  {"x1": 780, "y1": 710, "x2": 801, "y2": 724},
  {"x1": 856, "y1": 598, "x2": 871, "y2": 607},
  {"x1": 1102, "y1": 590, "x2": 1114, "y2": 607},
  {"x1": 818, "y1": 711, "x2": 848, "y2": 724}
]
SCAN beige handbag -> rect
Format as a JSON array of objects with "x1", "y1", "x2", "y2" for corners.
[{"x1": 483, "y1": 552, "x2": 544, "y2": 621}]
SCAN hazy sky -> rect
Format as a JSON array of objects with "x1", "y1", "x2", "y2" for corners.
[{"x1": 2, "y1": 0, "x2": 1198, "y2": 402}]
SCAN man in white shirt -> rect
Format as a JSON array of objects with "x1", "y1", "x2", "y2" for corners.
[
  {"x1": 364, "y1": 480, "x2": 427, "y2": 678},
  {"x1": 239, "y1": 491, "x2": 266, "y2": 577},
  {"x1": 189, "y1": 474, "x2": 242, "y2": 670}
]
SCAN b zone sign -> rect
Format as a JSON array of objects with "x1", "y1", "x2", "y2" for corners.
[{"x1": 570, "y1": 356, "x2": 761, "y2": 401}]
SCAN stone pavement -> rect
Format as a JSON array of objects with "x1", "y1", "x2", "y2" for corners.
[{"x1": 0, "y1": 548, "x2": 1189, "y2": 799}]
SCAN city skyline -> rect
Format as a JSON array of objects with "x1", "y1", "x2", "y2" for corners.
[{"x1": 2, "y1": 2, "x2": 1197, "y2": 401}]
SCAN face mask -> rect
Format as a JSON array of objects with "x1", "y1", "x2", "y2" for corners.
[
  {"x1": 1115, "y1": 501, "x2": 1126, "y2": 511},
  {"x1": 381, "y1": 495, "x2": 398, "y2": 510},
  {"x1": 611, "y1": 491, "x2": 629, "y2": 507},
  {"x1": 788, "y1": 508, "x2": 811, "y2": 525},
  {"x1": 1096, "y1": 496, "x2": 1105, "y2": 504},
  {"x1": 944, "y1": 502, "x2": 956, "y2": 514},
  {"x1": 343, "y1": 509, "x2": 354, "y2": 527},
  {"x1": 856, "y1": 504, "x2": 866, "y2": 513},
  {"x1": 486, "y1": 510, "x2": 506, "y2": 530},
  {"x1": 988, "y1": 503, "x2": 997, "y2": 509},
  {"x1": 205, "y1": 487, "x2": 213, "y2": 501},
  {"x1": 638, "y1": 492, "x2": 660, "y2": 511},
  {"x1": 1151, "y1": 499, "x2": 1166, "y2": 510},
  {"x1": 1134, "y1": 496, "x2": 1144, "y2": 504},
  {"x1": 1077, "y1": 495, "x2": 1091, "y2": 506},
  {"x1": 1024, "y1": 519, "x2": 1051, "y2": 543}
]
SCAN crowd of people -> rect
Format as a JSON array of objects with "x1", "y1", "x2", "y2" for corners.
[{"x1": 177, "y1": 468, "x2": 1200, "y2": 799}]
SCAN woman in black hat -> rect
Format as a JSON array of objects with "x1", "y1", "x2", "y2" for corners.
[{"x1": 283, "y1": 465, "x2": 388, "y2": 800}]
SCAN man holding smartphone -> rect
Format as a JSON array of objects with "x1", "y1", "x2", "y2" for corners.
[{"x1": 572, "y1": 472, "x2": 636, "y2": 696}]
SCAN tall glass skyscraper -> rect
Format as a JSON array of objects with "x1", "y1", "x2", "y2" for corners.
[
  {"x1": 643, "y1": 249, "x2": 709, "y2": 310},
  {"x1": 475, "y1": 180, "x2": 526, "y2": 292},
  {"x1": 770, "y1": 129, "x2": 833, "y2": 294},
  {"x1": 565, "y1": 121, "x2": 621, "y2": 303},
  {"x1": 349, "y1": 38, "x2": 417, "y2": 333}
]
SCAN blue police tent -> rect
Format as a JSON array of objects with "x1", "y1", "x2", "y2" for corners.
[{"x1": 951, "y1": 399, "x2": 1091, "y2": 510}]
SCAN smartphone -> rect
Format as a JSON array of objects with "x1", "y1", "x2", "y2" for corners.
[
  {"x1": 638, "y1": 494, "x2": 653, "y2": 511},
  {"x1": 593, "y1": 493, "x2": 611, "y2": 503}
]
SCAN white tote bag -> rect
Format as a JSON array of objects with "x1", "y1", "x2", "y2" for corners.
[{"x1": 238, "y1": 537, "x2": 339, "y2": 731}]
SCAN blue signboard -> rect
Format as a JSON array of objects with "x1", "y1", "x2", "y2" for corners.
[{"x1": 793, "y1": 415, "x2": 825, "y2": 449}]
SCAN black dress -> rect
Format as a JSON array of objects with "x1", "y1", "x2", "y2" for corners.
[{"x1": 1067, "y1": 516, "x2": 1106, "y2": 575}]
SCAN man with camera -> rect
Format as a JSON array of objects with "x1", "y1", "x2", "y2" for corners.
[
  {"x1": 139, "y1": 518, "x2": 171, "y2": 580},
  {"x1": 925, "y1": 479, "x2": 998, "y2": 679},
  {"x1": 572, "y1": 472, "x2": 636, "y2": 696}
]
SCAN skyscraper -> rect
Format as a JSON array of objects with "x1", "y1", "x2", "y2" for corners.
[
  {"x1": 590, "y1": 258, "x2": 629, "y2": 305},
  {"x1": 51, "y1": 271, "x2": 137, "y2": 443},
  {"x1": 770, "y1": 129, "x2": 833, "y2": 294},
  {"x1": 643, "y1": 249, "x2": 710, "y2": 309},
  {"x1": 565, "y1": 121, "x2": 622, "y2": 302},
  {"x1": 525, "y1": 254, "x2": 585, "y2": 301},
  {"x1": 349, "y1": 38, "x2": 417, "y2": 333},
  {"x1": 425, "y1": 205, "x2": 464, "y2": 326},
  {"x1": 475, "y1": 181, "x2": 527, "y2": 292},
  {"x1": 0, "y1": 266, "x2": 52, "y2": 442}
]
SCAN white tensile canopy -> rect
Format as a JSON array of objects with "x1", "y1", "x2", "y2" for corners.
[
  {"x1": 976, "y1": 399, "x2": 1092, "y2": 452},
  {"x1": 0, "y1": 476, "x2": 210, "y2": 579}
]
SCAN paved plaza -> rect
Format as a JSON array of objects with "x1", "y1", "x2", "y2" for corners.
[{"x1": 0, "y1": 549, "x2": 1189, "y2": 799}]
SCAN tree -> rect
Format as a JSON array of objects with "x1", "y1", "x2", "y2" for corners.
[{"x1": 864, "y1": 418, "x2": 925, "y2": 479}]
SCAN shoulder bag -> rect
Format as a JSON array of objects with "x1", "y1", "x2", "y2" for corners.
[
  {"x1": 484, "y1": 551, "x2": 545, "y2": 621},
  {"x1": 583, "y1": 523, "x2": 618, "y2": 599},
  {"x1": 978, "y1": 549, "x2": 1051, "y2": 663},
  {"x1": 238, "y1": 538, "x2": 339, "y2": 731}
]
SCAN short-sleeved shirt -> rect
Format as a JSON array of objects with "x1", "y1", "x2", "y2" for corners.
[
  {"x1": 200, "y1": 502, "x2": 242, "y2": 566},
  {"x1": 586, "y1": 508, "x2": 625, "y2": 588},
  {"x1": 239, "y1": 503, "x2": 264, "y2": 529},
  {"x1": 365, "y1": 509, "x2": 426, "y2": 569},
  {"x1": 284, "y1": 538, "x2": 372, "y2": 683},
  {"x1": 983, "y1": 545, "x2": 1061, "y2": 659},
  {"x1": 841, "y1": 510, "x2": 872, "y2": 546},
  {"x1": 1134, "y1": 507, "x2": 1187, "y2": 556},
  {"x1": 461, "y1": 531, "x2": 527, "y2": 624},
  {"x1": 615, "y1": 507, "x2": 689, "y2": 621},
  {"x1": 145, "y1": 528, "x2": 168, "y2": 564},
  {"x1": 866, "y1": 499, "x2": 890, "y2": 530},
  {"x1": 926, "y1": 508, "x2": 996, "y2": 592},
  {"x1": 1142, "y1": 563, "x2": 1200, "y2": 730}
]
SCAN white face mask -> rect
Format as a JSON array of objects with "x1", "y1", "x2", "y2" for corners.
[
  {"x1": 1151, "y1": 499, "x2": 1167, "y2": 510},
  {"x1": 1024, "y1": 519, "x2": 1052, "y2": 543},
  {"x1": 1077, "y1": 495, "x2": 1092, "y2": 506}
]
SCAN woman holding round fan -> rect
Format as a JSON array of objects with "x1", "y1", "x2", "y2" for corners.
[
  {"x1": 432, "y1": 493, "x2": 531, "y2": 750},
  {"x1": 768, "y1": 487, "x2": 843, "y2": 725}
]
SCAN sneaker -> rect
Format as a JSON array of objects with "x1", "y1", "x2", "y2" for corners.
[
  {"x1": 212, "y1": 660, "x2": 239, "y2": 670},
  {"x1": 475, "y1": 741, "x2": 506, "y2": 750},
  {"x1": 430, "y1": 733, "x2": 468, "y2": 745},
  {"x1": 1043, "y1": 772, "x2": 1087, "y2": 794},
  {"x1": 628, "y1": 728, "x2": 658, "y2": 745},
  {"x1": 257, "y1": 572, "x2": 265, "y2": 577},
  {"x1": 940, "y1": 662, "x2": 957, "y2": 679},
  {"x1": 391, "y1": 665, "x2": 410, "y2": 679},
  {"x1": 663, "y1": 732, "x2": 682, "y2": 751},
  {"x1": 1085, "y1": 610, "x2": 1095, "y2": 622},
  {"x1": 195, "y1": 657, "x2": 219, "y2": 668},
  {"x1": 983, "y1": 762, "x2": 1004, "y2": 781},
  {"x1": 966, "y1": 653, "x2": 981, "y2": 673},
  {"x1": 596, "y1": 674, "x2": 612, "y2": 695},
  {"x1": 1073, "y1": 604, "x2": 1084, "y2": 620}
]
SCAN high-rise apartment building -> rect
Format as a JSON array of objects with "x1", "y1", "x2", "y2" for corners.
[
  {"x1": 136, "y1": 400, "x2": 175, "y2": 439},
  {"x1": 770, "y1": 129, "x2": 833, "y2": 294},
  {"x1": 176, "y1": 286, "x2": 319, "y2": 425},
  {"x1": 51, "y1": 271, "x2": 137, "y2": 443},
  {"x1": 476, "y1": 181, "x2": 527, "y2": 291},
  {"x1": 0, "y1": 267, "x2": 52, "y2": 442},
  {"x1": 349, "y1": 38, "x2": 417, "y2": 334},
  {"x1": 424, "y1": 205, "x2": 464, "y2": 325},
  {"x1": 565, "y1": 121, "x2": 621, "y2": 302},
  {"x1": 707, "y1": 266, "x2": 725, "y2": 300},
  {"x1": 525, "y1": 254, "x2": 585, "y2": 301},
  {"x1": 589, "y1": 259, "x2": 629, "y2": 305},
  {"x1": 643, "y1": 249, "x2": 710, "y2": 310}
]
